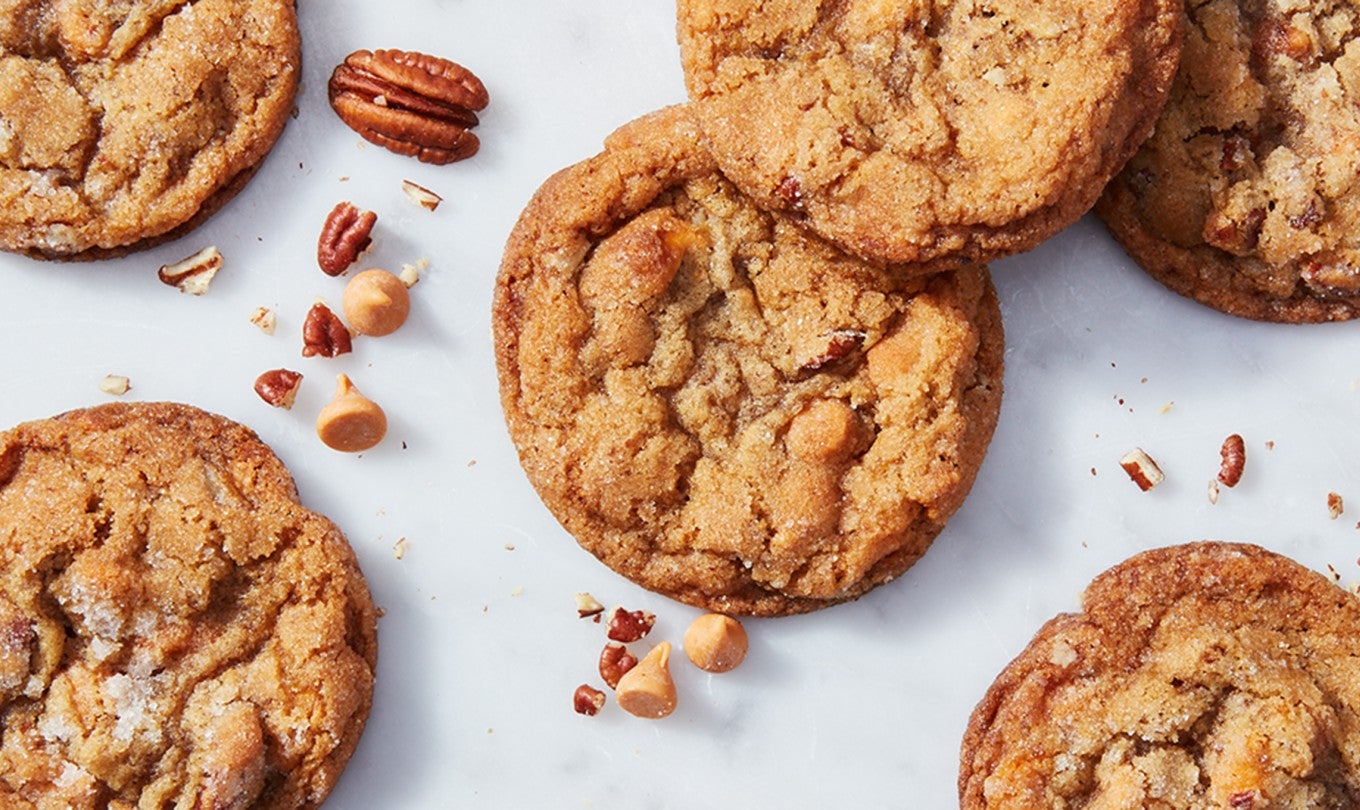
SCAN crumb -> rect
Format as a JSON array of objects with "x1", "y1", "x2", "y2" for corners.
[
  {"x1": 393, "y1": 537, "x2": 408, "y2": 560},
  {"x1": 1266, "y1": 441, "x2": 1275, "y2": 450},
  {"x1": 1158, "y1": 402, "x2": 1174, "y2": 414},
  {"x1": 510, "y1": 586, "x2": 524, "y2": 597},
  {"x1": 1329, "y1": 492, "x2": 1345, "y2": 520},
  {"x1": 1328, "y1": 563, "x2": 1342, "y2": 582},
  {"x1": 1208, "y1": 479, "x2": 1220, "y2": 505},
  {"x1": 467, "y1": 459, "x2": 477, "y2": 467},
  {"x1": 504, "y1": 543, "x2": 515, "y2": 551},
  {"x1": 99, "y1": 374, "x2": 131, "y2": 396}
]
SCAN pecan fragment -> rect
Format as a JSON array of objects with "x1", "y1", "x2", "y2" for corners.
[
  {"x1": 1217, "y1": 433, "x2": 1245, "y2": 488},
  {"x1": 328, "y1": 49, "x2": 489, "y2": 165},
  {"x1": 1329, "y1": 492, "x2": 1345, "y2": 520},
  {"x1": 598, "y1": 643, "x2": 637, "y2": 690},
  {"x1": 606, "y1": 608, "x2": 656, "y2": 643},
  {"x1": 573, "y1": 684, "x2": 606, "y2": 716},
  {"x1": 301, "y1": 303, "x2": 352, "y2": 358},
  {"x1": 254, "y1": 369, "x2": 303, "y2": 409},
  {"x1": 318, "y1": 202, "x2": 376, "y2": 276},
  {"x1": 1120, "y1": 448, "x2": 1164, "y2": 492},
  {"x1": 158, "y1": 245, "x2": 223, "y2": 295},
  {"x1": 401, "y1": 179, "x2": 442, "y2": 211},
  {"x1": 801, "y1": 330, "x2": 866, "y2": 374}
]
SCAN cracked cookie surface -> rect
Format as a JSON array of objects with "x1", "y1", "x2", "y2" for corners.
[
  {"x1": 1098, "y1": 0, "x2": 1360, "y2": 322},
  {"x1": 493, "y1": 105, "x2": 1004, "y2": 616},
  {"x1": 0, "y1": 0, "x2": 299, "y2": 259},
  {"x1": 0, "y1": 402, "x2": 377, "y2": 809},
  {"x1": 960, "y1": 542, "x2": 1360, "y2": 808},
  {"x1": 675, "y1": 0, "x2": 1182, "y2": 268}
]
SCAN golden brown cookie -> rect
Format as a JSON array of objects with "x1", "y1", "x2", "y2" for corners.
[
  {"x1": 0, "y1": 0, "x2": 300, "y2": 259},
  {"x1": 0, "y1": 402, "x2": 377, "y2": 808},
  {"x1": 493, "y1": 105, "x2": 1004, "y2": 617},
  {"x1": 1097, "y1": 0, "x2": 1360, "y2": 322},
  {"x1": 960, "y1": 542, "x2": 1360, "y2": 808},
  {"x1": 675, "y1": 0, "x2": 1182, "y2": 267}
]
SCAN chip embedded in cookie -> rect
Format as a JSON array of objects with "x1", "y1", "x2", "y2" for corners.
[
  {"x1": 675, "y1": 0, "x2": 1182, "y2": 268},
  {"x1": 493, "y1": 105, "x2": 1004, "y2": 617},
  {"x1": 960, "y1": 542, "x2": 1360, "y2": 807},
  {"x1": 1097, "y1": 0, "x2": 1360, "y2": 322},
  {"x1": 0, "y1": 402, "x2": 377, "y2": 808},
  {"x1": 0, "y1": 0, "x2": 300, "y2": 259}
]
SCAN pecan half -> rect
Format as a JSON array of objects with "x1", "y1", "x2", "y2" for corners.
[
  {"x1": 302, "y1": 303, "x2": 352, "y2": 358},
  {"x1": 328, "y1": 49, "x2": 489, "y2": 165},
  {"x1": 318, "y1": 202, "x2": 376, "y2": 276}
]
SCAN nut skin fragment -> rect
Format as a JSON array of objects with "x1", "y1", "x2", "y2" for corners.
[
  {"x1": 328, "y1": 49, "x2": 489, "y2": 165},
  {"x1": 598, "y1": 643, "x2": 637, "y2": 690},
  {"x1": 342, "y1": 269, "x2": 411, "y2": 337},
  {"x1": 302, "y1": 302, "x2": 353, "y2": 358},
  {"x1": 683, "y1": 613, "x2": 748, "y2": 673},
  {"x1": 605, "y1": 607, "x2": 655, "y2": 643},
  {"x1": 1120, "y1": 447, "x2": 1164, "y2": 491},
  {"x1": 573, "y1": 684, "x2": 606, "y2": 716},
  {"x1": 615, "y1": 641, "x2": 677, "y2": 719},
  {"x1": 316, "y1": 374, "x2": 387, "y2": 453},
  {"x1": 253, "y1": 369, "x2": 303, "y2": 410},
  {"x1": 317, "y1": 202, "x2": 376, "y2": 277},
  {"x1": 1218, "y1": 434, "x2": 1246, "y2": 488}
]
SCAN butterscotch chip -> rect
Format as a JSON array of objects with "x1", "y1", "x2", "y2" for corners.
[
  {"x1": 0, "y1": 402, "x2": 377, "y2": 808},
  {"x1": 0, "y1": 0, "x2": 300, "y2": 259},
  {"x1": 960, "y1": 542, "x2": 1360, "y2": 807},
  {"x1": 1098, "y1": 0, "x2": 1360, "y2": 322},
  {"x1": 493, "y1": 105, "x2": 1004, "y2": 616},
  {"x1": 675, "y1": 0, "x2": 1182, "y2": 267}
]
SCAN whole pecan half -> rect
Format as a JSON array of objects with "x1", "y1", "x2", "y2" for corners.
[
  {"x1": 328, "y1": 49, "x2": 489, "y2": 164},
  {"x1": 302, "y1": 303, "x2": 353, "y2": 358}
]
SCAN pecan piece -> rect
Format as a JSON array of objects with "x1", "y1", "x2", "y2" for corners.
[
  {"x1": 1218, "y1": 433, "x2": 1245, "y2": 488},
  {"x1": 301, "y1": 303, "x2": 352, "y2": 358},
  {"x1": 606, "y1": 608, "x2": 655, "y2": 643},
  {"x1": 318, "y1": 202, "x2": 376, "y2": 276},
  {"x1": 598, "y1": 643, "x2": 637, "y2": 690},
  {"x1": 328, "y1": 49, "x2": 489, "y2": 165},
  {"x1": 254, "y1": 369, "x2": 303, "y2": 409}
]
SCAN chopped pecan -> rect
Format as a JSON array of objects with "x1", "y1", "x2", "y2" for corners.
[
  {"x1": 1203, "y1": 208, "x2": 1266, "y2": 256},
  {"x1": 598, "y1": 643, "x2": 637, "y2": 690},
  {"x1": 1301, "y1": 254, "x2": 1360, "y2": 296},
  {"x1": 301, "y1": 303, "x2": 352, "y2": 358},
  {"x1": 573, "y1": 684, "x2": 606, "y2": 716},
  {"x1": 775, "y1": 175, "x2": 804, "y2": 209},
  {"x1": 1218, "y1": 434, "x2": 1246, "y2": 487},
  {"x1": 1120, "y1": 448, "x2": 1164, "y2": 492},
  {"x1": 801, "y1": 330, "x2": 866, "y2": 374},
  {"x1": 317, "y1": 202, "x2": 377, "y2": 276},
  {"x1": 158, "y1": 245, "x2": 223, "y2": 295},
  {"x1": 254, "y1": 369, "x2": 303, "y2": 409},
  {"x1": 328, "y1": 49, "x2": 489, "y2": 165},
  {"x1": 606, "y1": 608, "x2": 655, "y2": 643}
]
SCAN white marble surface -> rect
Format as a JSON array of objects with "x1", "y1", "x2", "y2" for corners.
[{"x1": 3, "y1": 1, "x2": 1360, "y2": 807}]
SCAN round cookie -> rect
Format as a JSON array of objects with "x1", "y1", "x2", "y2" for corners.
[
  {"x1": 1097, "y1": 1, "x2": 1360, "y2": 322},
  {"x1": 960, "y1": 542, "x2": 1360, "y2": 808},
  {"x1": 0, "y1": 0, "x2": 300, "y2": 259},
  {"x1": 0, "y1": 402, "x2": 377, "y2": 808},
  {"x1": 675, "y1": 0, "x2": 1182, "y2": 267},
  {"x1": 493, "y1": 105, "x2": 1004, "y2": 617}
]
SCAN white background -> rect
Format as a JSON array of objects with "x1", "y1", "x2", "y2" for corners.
[{"x1": 3, "y1": 1, "x2": 1360, "y2": 806}]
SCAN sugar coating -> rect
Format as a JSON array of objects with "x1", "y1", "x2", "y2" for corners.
[
  {"x1": 0, "y1": 0, "x2": 299, "y2": 258},
  {"x1": 961, "y1": 542, "x2": 1360, "y2": 807},
  {"x1": 676, "y1": 0, "x2": 1183, "y2": 267},
  {"x1": 1098, "y1": 0, "x2": 1360, "y2": 322},
  {"x1": 494, "y1": 106, "x2": 1004, "y2": 617},
  {"x1": 0, "y1": 402, "x2": 376, "y2": 808}
]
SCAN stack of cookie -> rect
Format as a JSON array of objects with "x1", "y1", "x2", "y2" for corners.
[{"x1": 492, "y1": 0, "x2": 1182, "y2": 616}]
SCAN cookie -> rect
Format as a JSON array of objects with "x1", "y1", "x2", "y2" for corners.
[
  {"x1": 675, "y1": 0, "x2": 1182, "y2": 267},
  {"x1": 0, "y1": 402, "x2": 377, "y2": 808},
  {"x1": 493, "y1": 105, "x2": 1004, "y2": 617},
  {"x1": 0, "y1": 0, "x2": 300, "y2": 259},
  {"x1": 1097, "y1": 1, "x2": 1360, "y2": 323},
  {"x1": 960, "y1": 542, "x2": 1360, "y2": 808}
]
